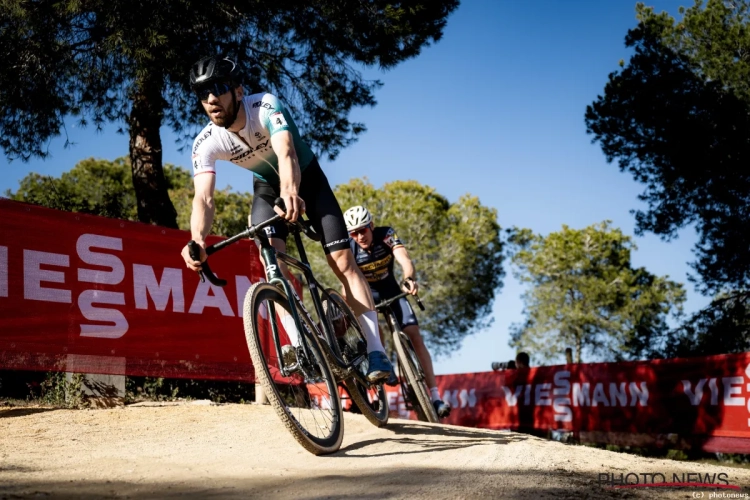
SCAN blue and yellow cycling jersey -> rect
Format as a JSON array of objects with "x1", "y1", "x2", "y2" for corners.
[{"x1": 351, "y1": 227, "x2": 405, "y2": 290}]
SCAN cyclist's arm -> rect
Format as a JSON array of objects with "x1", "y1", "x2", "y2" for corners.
[
  {"x1": 270, "y1": 130, "x2": 303, "y2": 221},
  {"x1": 181, "y1": 172, "x2": 216, "y2": 272},
  {"x1": 191, "y1": 172, "x2": 216, "y2": 246},
  {"x1": 393, "y1": 246, "x2": 418, "y2": 295}
]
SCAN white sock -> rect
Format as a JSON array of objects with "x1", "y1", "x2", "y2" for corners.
[
  {"x1": 358, "y1": 310, "x2": 385, "y2": 354},
  {"x1": 280, "y1": 314, "x2": 300, "y2": 346},
  {"x1": 430, "y1": 387, "x2": 441, "y2": 402}
]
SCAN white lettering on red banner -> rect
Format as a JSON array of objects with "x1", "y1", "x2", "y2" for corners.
[{"x1": 23, "y1": 249, "x2": 71, "y2": 303}]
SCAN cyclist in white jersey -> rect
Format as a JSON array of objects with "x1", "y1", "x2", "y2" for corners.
[{"x1": 180, "y1": 55, "x2": 393, "y2": 382}]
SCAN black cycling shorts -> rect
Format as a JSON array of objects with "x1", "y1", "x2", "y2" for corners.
[
  {"x1": 251, "y1": 158, "x2": 351, "y2": 254},
  {"x1": 372, "y1": 287, "x2": 419, "y2": 329}
]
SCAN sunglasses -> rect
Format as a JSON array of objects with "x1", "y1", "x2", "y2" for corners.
[
  {"x1": 350, "y1": 227, "x2": 369, "y2": 237},
  {"x1": 195, "y1": 81, "x2": 234, "y2": 102}
]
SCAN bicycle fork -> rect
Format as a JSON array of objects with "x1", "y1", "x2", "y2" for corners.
[{"x1": 260, "y1": 243, "x2": 317, "y2": 379}]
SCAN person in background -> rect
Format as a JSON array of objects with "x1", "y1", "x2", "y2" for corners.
[
  {"x1": 515, "y1": 352, "x2": 530, "y2": 370},
  {"x1": 343, "y1": 205, "x2": 451, "y2": 419}
]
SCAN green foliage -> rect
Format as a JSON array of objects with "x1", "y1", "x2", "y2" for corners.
[
  {"x1": 585, "y1": 0, "x2": 750, "y2": 296},
  {"x1": 172, "y1": 181, "x2": 254, "y2": 237},
  {"x1": 0, "y1": 0, "x2": 458, "y2": 226},
  {"x1": 6, "y1": 157, "x2": 139, "y2": 220},
  {"x1": 0, "y1": 0, "x2": 458, "y2": 160},
  {"x1": 302, "y1": 178, "x2": 504, "y2": 356},
  {"x1": 508, "y1": 221, "x2": 685, "y2": 364},
  {"x1": 656, "y1": 291, "x2": 750, "y2": 358},
  {"x1": 41, "y1": 372, "x2": 86, "y2": 408},
  {"x1": 21, "y1": 372, "x2": 87, "y2": 409},
  {"x1": 125, "y1": 376, "x2": 255, "y2": 404},
  {"x1": 5, "y1": 157, "x2": 252, "y2": 237}
]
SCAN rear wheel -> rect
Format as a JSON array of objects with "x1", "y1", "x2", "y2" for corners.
[
  {"x1": 323, "y1": 289, "x2": 389, "y2": 427},
  {"x1": 243, "y1": 282, "x2": 343, "y2": 455},
  {"x1": 393, "y1": 330, "x2": 438, "y2": 423}
]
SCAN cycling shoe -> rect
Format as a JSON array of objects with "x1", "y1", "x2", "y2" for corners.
[{"x1": 366, "y1": 351, "x2": 393, "y2": 383}]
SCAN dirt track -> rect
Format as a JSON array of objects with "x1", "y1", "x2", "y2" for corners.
[{"x1": 1, "y1": 402, "x2": 749, "y2": 499}]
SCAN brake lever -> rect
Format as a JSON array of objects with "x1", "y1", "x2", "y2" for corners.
[
  {"x1": 187, "y1": 240, "x2": 206, "y2": 283},
  {"x1": 187, "y1": 240, "x2": 227, "y2": 287}
]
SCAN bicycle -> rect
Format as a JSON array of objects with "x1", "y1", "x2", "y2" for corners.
[
  {"x1": 375, "y1": 290, "x2": 440, "y2": 423},
  {"x1": 187, "y1": 199, "x2": 389, "y2": 455}
]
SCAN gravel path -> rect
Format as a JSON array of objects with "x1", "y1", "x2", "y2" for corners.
[{"x1": 1, "y1": 402, "x2": 749, "y2": 499}]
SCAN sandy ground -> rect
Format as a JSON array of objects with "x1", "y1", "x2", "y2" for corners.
[{"x1": 1, "y1": 402, "x2": 750, "y2": 499}]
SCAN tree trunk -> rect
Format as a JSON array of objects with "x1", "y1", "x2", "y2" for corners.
[
  {"x1": 128, "y1": 79, "x2": 178, "y2": 228},
  {"x1": 575, "y1": 337, "x2": 582, "y2": 364}
]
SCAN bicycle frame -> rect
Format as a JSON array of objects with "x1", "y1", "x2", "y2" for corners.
[
  {"x1": 259, "y1": 230, "x2": 337, "y2": 378},
  {"x1": 191, "y1": 215, "x2": 370, "y2": 386},
  {"x1": 374, "y1": 289, "x2": 424, "y2": 349}
]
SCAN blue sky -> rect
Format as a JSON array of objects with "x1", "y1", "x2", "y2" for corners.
[{"x1": 0, "y1": 0, "x2": 703, "y2": 374}]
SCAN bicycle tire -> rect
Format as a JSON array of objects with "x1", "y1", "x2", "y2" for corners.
[
  {"x1": 397, "y1": 357, "x2": 428, "y2": 421},
  {"x1": 243, "y1": 282, "x2": 344, "y2": 455},
  {"x1": 393, "y1": 330, "x2": 439, "y2": 423},
  {"x1": 322, "y1": 289, "x2": 389, "y2": 427}
]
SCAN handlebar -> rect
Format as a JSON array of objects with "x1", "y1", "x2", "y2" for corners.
[
  {"x1": 188, "y1": 240, "x2": 227, "y2": 287},
  {"x1": 274, "y1": 198, "x2": 321, "y2": 242},
  {"x1": 187, "y1": 197, "x2": 320, "y2": 287},
  {"x1": 374, "y1": 289, "x2": 426, "y2": 312}
]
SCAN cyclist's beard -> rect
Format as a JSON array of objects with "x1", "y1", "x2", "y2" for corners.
[{"x1": 209, "y1": 98, "x2": 239, "y2": 128}]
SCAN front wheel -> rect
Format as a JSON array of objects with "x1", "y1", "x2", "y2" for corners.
[
  {"x1": 322, "y1": 289, "x2": 389, "y2": 427},
  {"x1": 243, "y1": 282, "x2": 343, "y2": 455},
  {"x1": 393, "y1": 330, "x2": 439, "y2": 423}
]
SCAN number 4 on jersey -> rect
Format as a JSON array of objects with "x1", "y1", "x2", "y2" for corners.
[{"x1": 270, "y1": 112, "x2": 288, "y2": 128}]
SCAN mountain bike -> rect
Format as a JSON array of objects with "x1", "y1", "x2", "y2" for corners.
[
  {"x1": 187, "y1": 199, "x2": 388, "y2": 455},
  {"x1": 375, "y1": 290, "x2": 440, "y2": 423}
]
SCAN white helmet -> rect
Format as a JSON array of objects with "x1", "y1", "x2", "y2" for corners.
[{"x1": 343, "y1": 205, "x2": 373, "y2": 231}]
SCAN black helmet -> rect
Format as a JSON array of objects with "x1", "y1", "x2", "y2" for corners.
[{"x1": 189, "y1": 56, "x2": 242, "y2": 90}]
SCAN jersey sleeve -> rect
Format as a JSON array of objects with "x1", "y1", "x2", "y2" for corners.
[
  {"x1": 191, "y1": 126, "x2": 218, "y2": 177},
  {"x1": 259, "y1": 93, "x2": 292, "y2": 136},
  {"x1": 383, "y1": 227, "x2": 404, "y2": 249}
]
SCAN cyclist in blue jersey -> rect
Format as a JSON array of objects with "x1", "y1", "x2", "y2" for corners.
[
  {"x1": 180, "y1": 55, "x2": 392, "y2": 382},
  {"x1": 343, "y1": 205, "x2": 451, "y2": 418}
]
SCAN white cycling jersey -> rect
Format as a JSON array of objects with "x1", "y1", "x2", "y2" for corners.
[{"x1": 191, "y1": 93, "x2": 315, "y2": 185}]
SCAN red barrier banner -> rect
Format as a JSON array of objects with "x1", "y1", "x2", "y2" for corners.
[
  {"x1": 6, "y1": 200, "x2": 750, "y2": 452},
  {"x1": 383, "y1": 352, "x2": 750, "y2": 452},
  {"x1": 0, "y1": 198, "x2": 274, "y2": 381}
]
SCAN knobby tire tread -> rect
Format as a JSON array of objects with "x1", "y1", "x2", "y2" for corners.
[
  {"x1": 243, "y1": 282, "x2": 344, "y2": 455},
  {"x1": 394, "y1": 330, "x2": 439, "y2": 423}
]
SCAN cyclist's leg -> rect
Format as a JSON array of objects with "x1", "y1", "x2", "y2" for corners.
[
  {"x1": 299, "y1": 160, "x2": 391, "y2": 380},
  {"x1": 326, "y1": 249, "x2": 385, "y2": 351}
]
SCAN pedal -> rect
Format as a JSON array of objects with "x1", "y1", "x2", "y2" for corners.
[{"x1": 349, "y1": 355, "x2": 366, "y2": 368}]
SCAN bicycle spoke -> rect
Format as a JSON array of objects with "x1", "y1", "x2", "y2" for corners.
[
  {"x1": 322, "y1": 288, "x2": 389, "y2": 427},
  {"x1": 244, "y1": 282, "x2": 343, "y2": 453}
]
